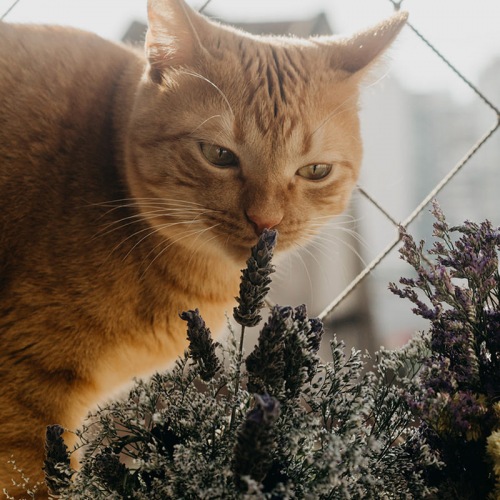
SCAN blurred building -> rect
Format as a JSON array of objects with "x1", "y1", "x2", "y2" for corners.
[
  {"x1": 357, "y1": 54, "x2": 500, "y2": 348},
  {"x1": 121, "y1": 12, "x2": 332, "y2": 45}
]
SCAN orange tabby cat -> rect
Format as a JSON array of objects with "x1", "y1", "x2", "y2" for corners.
[{"x1": 0, "y1": 0, "x2": 407, "y2": 495}]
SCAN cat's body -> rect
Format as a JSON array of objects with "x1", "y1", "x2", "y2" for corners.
[{"x1": 0, "y1": 0, "x2": 406, "y2": 495}]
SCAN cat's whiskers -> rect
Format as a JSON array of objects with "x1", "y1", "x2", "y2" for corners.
[
  {"x1": 306, "y1": 219, "x2": 362, "y2": 242},
  {"x1": 100, "y1": 216, "x2": 207, "y2": 263},
  {"x1": 270, "y1": 229, "x2": 349, "y2": 306},
  {"x1": 295, "y1": 238, "x2": 326, "y2": 271},
  {"x1": 288, "y1": 242, "x2": 316, "y2": 302},
  {"x1": 90, "y1": 198, "x2": 209, "y2": 224},
  {"x1": 140, "y1": 221, "x2": 207, "y2": 261},
  {"x1": 179, "y1": 69, "x2": 234, "y2": 118},
  {"x1": 303, "y1": 227, "x2": 368, "y2": 267},
  {"x1": 92, "y1": 196, "x2": 218, "y2": 237},
  {"x1": 139, "y1": 226, "x2": 206, "y2": 278},
  {"x1": 272, "y1": 229, "x2": 361, "y2": 306},
  {"x1": 307, "y1": 223, "x2": 367, "y2": 251},
  {"x1": 298, "y1": 232, "x2": 342, "y2": 264},
  {"x1": 93, "y1": 196, "x2": 208, "y2": 205},
  {"x1": 94, "y1": 207, "x2": 214, "y2": 239},
  {"x1": 184, "y1": 230, "x2": 222, "y2": 270},
  {"x1": 309, "y1": 213, "x2": 366, "y2": 246},
  {"x1": 309, "y1": 213, "x2": 360, "y2": 224},
  {"x1": 140, "y1": 223, "x2": 222, "y2": 279},
  {"x1": 268, "y1": 253, "x2": 291, "y2": 288},
  {"x1": 91, "y1": 197, "x2": 208, "y2": 211},
  {"x1": 93, "y1": 197, "x2": 208, "y2": 211},
  {"x1": 120, "y1": 214, "x2": 214, "y2": 260},
  {"x1": 308, "y1": 94, "x2": 361, "y2": 140},
  {"x1": 187, "y1": 114, "x2": 223, "y2": 137}
]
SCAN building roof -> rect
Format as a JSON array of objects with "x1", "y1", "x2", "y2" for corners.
[
  {"x1": 121, "y1": 12, "x2": 333, "y2": 45},
  {"x1": 222, "y1": 13, "x2": 333, "y2": 37}
]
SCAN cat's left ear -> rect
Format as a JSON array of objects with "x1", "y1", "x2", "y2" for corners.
[
  {"x1": 145, "y1": 0, "x2": 206, "y2": 82},
  {"x1": 327, "y1": 11, "x2": 408, "y2": 77}
]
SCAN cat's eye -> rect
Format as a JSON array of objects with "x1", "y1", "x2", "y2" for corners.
[
  {"x1": 296, "y1": 163, "x2": 333, "y2": 180},
  {"x1": 200, "y1": 143, "x2": 238, "y2": 167}
]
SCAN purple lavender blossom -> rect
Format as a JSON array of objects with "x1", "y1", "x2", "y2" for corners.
[
  {"x1": 245, "y1": 305, "x2": 291, "y2": 396},
  {"x1": 391, "y1": 202, "x2": 500, "y2": 497},
  {"x1": 232, "y1": 394, "x2": 280, "y2": 490},
  {"x1": 245, "y1": 304, "x2": 324, "y2": 398},
  {"x1": 180, "y1": 309, "x2": 221, "y2": 381},
  {"x1": 44, "y1": 425, "x2": 73, "y2": 494},
  {"x1": 233, "y1": 229, "x2": 277, "y2": 327}
]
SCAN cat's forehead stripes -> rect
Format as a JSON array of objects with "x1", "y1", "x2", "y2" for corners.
[
  {"x1": 266, "y1": 46, "x2": 288, "y2": 108},
  {"x1": 234, "y1": 41, "x2": 313, "y2": 153}
]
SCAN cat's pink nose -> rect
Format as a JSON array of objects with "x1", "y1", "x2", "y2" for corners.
[{"x1": 246, "y1": 211, "x2": 283, "y2": 235}]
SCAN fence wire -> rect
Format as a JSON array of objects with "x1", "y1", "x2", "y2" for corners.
[
  {"x1": 0, "y1": 0, "x2": 20, "y2": 20},
  {"x1": 2, "y1": 0, "x2": 499, "y2": 329},
  {"x1": 320, "y1": 1, "x2": 500, "y2": 320}
]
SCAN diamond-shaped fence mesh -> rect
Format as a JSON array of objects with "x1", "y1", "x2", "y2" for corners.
[
  {"x1": 317, "y1": 2, "x2": 500, "y2": 316},
  {"x1": 318, "y1": 2, "x2": 500, "y2": 347}
]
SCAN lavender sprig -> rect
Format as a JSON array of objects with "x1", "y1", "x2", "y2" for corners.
[
  {"x1": 232, "y1": 394, "x2": 281, "y2": 491},
  {"x1": 180, "y1": 309, "x2": 221, "y2": 381},
  {"x1": 390, "y1": 201, "x2": 500, "y2": 497},
  {"x1": 233, "y1": 229, "x2": 277, "y2": 327},
  {"x1": 230, "y1": 229, "x2": 277, "y2": 428},
  {"x1": 44, "y1": 425, "x2": 73, "y2": 494},
  {"x1": 283, "y1": 304, "x2": 324, "y2": 398},
  {"x1": 245, "y1": 305, "x2": 324, "y2": 399},
  {"x1": 90, "y1": 450, "x2": 131, "y2": 496},
  {"x1": 245, "y1": 306, "x2": 291, "y2": 396}
]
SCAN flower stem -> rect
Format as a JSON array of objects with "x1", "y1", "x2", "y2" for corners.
[
  {"x1": 230, "y1": 325, "x2": 246, "y2": 429},
  {"x1": 238, "y1": 325, "x2": 246, "y2": 356}
]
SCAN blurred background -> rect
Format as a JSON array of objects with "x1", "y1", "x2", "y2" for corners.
[{"x1": 3, "y1": 0, "x2": 499, "y2": 353}]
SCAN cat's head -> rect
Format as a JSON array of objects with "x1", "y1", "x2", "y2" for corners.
[{"x1": 125, "y1": 0, "x2": 407, "y2": 263}]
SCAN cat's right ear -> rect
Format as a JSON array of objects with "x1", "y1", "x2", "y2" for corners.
[
  {"x1": 323, "y1": 11, "x2": 409, "y2": 79},
  {"x1": 317, "y1": 12, "x2": 408, "y2": 79},
  {"x1": 145, "y1": 0, "x2": 205, "y2": 83}
]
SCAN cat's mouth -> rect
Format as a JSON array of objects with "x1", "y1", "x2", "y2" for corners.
[{"x1": 210, "y1": 229, "x2": 272, "y2": 261}]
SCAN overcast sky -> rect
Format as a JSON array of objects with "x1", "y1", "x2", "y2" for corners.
[{"x1": 2, "y1": 0, "x2": 500, "y2": 102}]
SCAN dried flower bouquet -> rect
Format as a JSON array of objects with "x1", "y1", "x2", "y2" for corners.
[{"x1": 40, "y1": 204, "x2": 499, "y2": 499}]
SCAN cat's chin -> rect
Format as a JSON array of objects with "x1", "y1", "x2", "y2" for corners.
[{"x1": 223, "y1": 234, "x2": 297, "y2": 264}]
